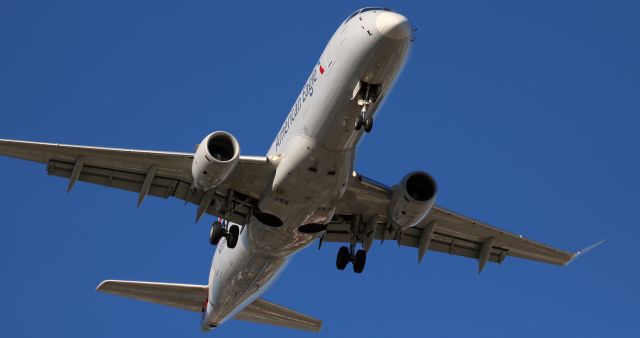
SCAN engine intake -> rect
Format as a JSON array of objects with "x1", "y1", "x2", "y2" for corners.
[
  {"x1": 192, "y1": 131, "x2": 240, "y2": 190},
  {"x1": 389, "y1": 171, "x2": 437, "y2": 230}
]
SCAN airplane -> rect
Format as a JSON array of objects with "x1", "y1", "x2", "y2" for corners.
[{"x1": 0, "y1": 7, "x2": 603, "y2": 333}]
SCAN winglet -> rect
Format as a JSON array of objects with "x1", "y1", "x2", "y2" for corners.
[{"x1": 565, "y1": 239, "x2": 606, "y2": 266}]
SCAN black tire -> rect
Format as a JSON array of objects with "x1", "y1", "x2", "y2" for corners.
[
  {"x1": 353, "y1": 249, "x2": 367, "y2": 273},
  {"x1": 364, "y1": 117, "x2": 373, "y2": 133},
  {"x1": 227, "y1": 225, "x2": 240, "y2": 249},
  {"x1": 336, "y1": 246, "x2": 350, "y2": 270},
  {"x1": 354, "y1": 115, "x2": 363, "y2": 130},
  {"x1": 209, "y1": 222, "x2": 224, "y2": 245}
]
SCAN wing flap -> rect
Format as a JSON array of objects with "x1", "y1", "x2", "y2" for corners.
[
  {"x1": 45, "y1": 159, "x2": 254, "y2": 224},
  {"x1": 324, "y1": 223, "x2": 507, "y2": 264},
  {"x1": 47, "y1": 159, "x2": 189, "y2": 200},
  {"x1": 235, "y1": 298, "x2": 322, "y2": 332},
  {"x1": 96, "y1": 280, "x2": 208, "y2": 312}
]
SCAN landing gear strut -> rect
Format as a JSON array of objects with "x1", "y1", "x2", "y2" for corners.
[
  {"x1": 209, "y1": 219, "x2": 239, "y2": 249},
  {"x1": 335, "y1": 243, "x2": 367, "y2": 274}
]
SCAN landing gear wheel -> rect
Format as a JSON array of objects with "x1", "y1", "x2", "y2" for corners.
[
  {"x1": 363, "y1": 117, "x2": 373, "y2": 133},
  {"x1": 354, "y1": 115, "x2": 364, "y2": 131},
  {"x1": 336, "y1": 246, "x2": 350, "y2": 270},
  {"x1": 226, "y1": 225, "x2": 240, "y2": 249},
  {"x1": 209, "y1": 221, "x2": 224, "y2": 245},
  {"x1": 353, "y1": 249, "x2": 367, "y2": 273}
]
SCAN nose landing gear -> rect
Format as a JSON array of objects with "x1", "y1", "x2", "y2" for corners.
[
  {"x1": 336, "y1": 243, "x2": 367, "y2": 273},
  {"x1": 209, "y1": 219, "x2": 239, "y2": 249},
  {"x1": 354, "y1": 106, "x2": 374, "y2": 133},
  {"x1": 353, "y1": 82, "x2": 380, "y2": 133}
]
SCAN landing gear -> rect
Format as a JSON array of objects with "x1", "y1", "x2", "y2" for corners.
[
  {"x1": 353, "y1": 249, "x2": 367, "y2": 273},
  {"x1": 354, "y1": 114, "x2": 364, "y2": 131},
  {"x1": 355, "y1": 106, "x2": 374, "y2": 134},
  {"x1": 209, "y1": 219, "x2": 240, "y2": 249},
  {"x1": 336, "y1": 246, "x2": 350, "y2": 270},
  {"x1": 363, "y1": 117, "x2": 373, "y2": 133},
  {"x1": 354, "y1": 82, "x2": 380, "y2": 133},
  {"x1": 227, "y1": 224, "x2": 239, "y2": 249},
  {"x1": 209, "y1": 221, "x2": 224, "y2": 245},
  {"x1": 354, "y1": 108, "x2": 374, "y2": 133},
  {"x1": 335, "y1": 245, "x2": 367, "y2": 274}
]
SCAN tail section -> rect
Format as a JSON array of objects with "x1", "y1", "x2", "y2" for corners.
[
  {"x1": 97, "y1": 280, "x2": 322, "y2": 332},
  {"x1": 235, "y1": 298, "x2": 322, "y2": 332},
  {"x1": 96, "y1": 280, "x2": 207, "y2": 312}
]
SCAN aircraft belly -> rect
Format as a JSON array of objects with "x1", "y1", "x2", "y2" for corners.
[
  {"x1": 252, "y1": 17, "x2": 411, "y2": 257},
  {"x1": 261, "y1": 134, "x2": 352, "y2": 229}
]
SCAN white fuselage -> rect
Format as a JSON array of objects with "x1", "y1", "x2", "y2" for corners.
[{"x1": 202, "y1": 9, "x2": 412, "y2": 330}]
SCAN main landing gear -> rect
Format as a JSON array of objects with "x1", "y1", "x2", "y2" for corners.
[
  {"x1": 209, "y1": 219, "x2": 239, "y2": 249},
  {"x1": 336, "y1": 243, "x2": 367, "y2": 274}
]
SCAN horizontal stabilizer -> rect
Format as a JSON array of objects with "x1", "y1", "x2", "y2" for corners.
[
  {"x1": 235, "y1": 298, "x2": 322, "y2": 332},
  {"x1": 96, "y1": 280, "x2": 207, "y2": 312}
]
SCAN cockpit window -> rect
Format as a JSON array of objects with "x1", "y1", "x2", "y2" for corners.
[{"x1": 345, "y1": 7, "x2": 393, "y2": 23}]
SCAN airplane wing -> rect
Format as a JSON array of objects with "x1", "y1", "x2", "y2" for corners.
[
  {"x1": 325, "y1": 171, "x2": 589, "y2": 271},
  {"x1": 0, "y1": 139, "x2": 273, "y2": 223}
]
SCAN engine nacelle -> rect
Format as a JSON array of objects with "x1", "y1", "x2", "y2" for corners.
[
  {"x1": 389, "y1": 171, "x2": 437, "y2": 230},
  {"x1": 192, "y1": 131, "x2": 240, "y2": 190}
]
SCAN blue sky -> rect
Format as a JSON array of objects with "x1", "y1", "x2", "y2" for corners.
[{"x1": 1, "y1": 1, "x2": 638, "y2": 337}]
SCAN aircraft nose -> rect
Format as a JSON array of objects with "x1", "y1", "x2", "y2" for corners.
[{"x1": 376, "y1": 12, "x2": 411, "y2": 40}]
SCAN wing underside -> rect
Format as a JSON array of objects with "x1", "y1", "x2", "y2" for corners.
[
  {"x1": 0, "y1": 138, "x2": 272, "y2": 224},
  {"x1": 325, "y1": 172, "x2": 579, "y2": 270},
  {"x1": 0, "y1": 138, "x2": 588, "y2": 269}
]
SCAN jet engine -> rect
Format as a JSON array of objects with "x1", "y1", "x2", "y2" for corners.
[
  {"x1": 192, "y1": 131, "x2": 240, "y2": 190},
  {"x1": 389, "y1": 171, "x2": 437, "y2": 230}
]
